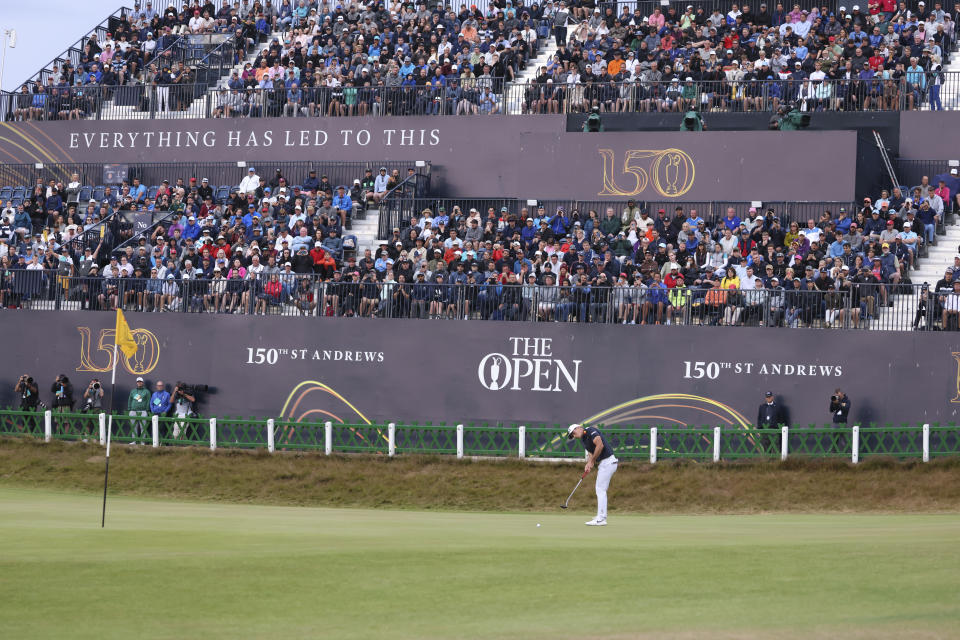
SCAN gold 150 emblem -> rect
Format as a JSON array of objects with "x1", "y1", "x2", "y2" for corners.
[
  {"x1": 76, "y1": 326, "x2": 160, "y2": 375},
  {"x1": 598, "y1": 148, "x2": 695, "y2": 198}
]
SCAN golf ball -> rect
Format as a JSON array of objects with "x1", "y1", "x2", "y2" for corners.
[{"x1": 537, "y1": 523, "x2": 541, "y2": 527}]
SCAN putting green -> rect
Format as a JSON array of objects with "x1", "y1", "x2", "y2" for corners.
[{"x1": 0, "y1": 486, "x2": 957, "y2": 639}]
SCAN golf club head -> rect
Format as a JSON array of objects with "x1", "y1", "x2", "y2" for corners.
[{"x1": 560, "y1": 504, "x2": 568, "y2": 509}]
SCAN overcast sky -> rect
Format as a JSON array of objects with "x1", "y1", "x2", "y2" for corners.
[{"x1": 1, "y1": 0, "x2": 123, "y2": 90}]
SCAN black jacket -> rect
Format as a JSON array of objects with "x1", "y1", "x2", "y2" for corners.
[
  {"x1": 829, "y1": 395, "x2": 851, "y2": 424},
  {"x1": 51, "y1": 378, "x2": 74, "y2": 408},
  {"x1": 757, "y1": 400, "x2": 787, "y2": 428}
]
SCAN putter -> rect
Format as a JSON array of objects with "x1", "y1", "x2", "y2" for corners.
[{"x1": 560, "y1": 471, "x2": 589, "y2": 509}]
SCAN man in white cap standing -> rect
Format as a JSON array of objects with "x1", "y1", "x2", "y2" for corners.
[
  {"x1": 567, "y1": 423, "x2": 618, "y2": 526},
  {"x1": 127, "y1": 377, "x2": 151, "y2": 445}
]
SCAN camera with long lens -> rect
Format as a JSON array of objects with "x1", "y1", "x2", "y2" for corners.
[{"x1": 175, "y1": 382, "x2": 209, "y2": 397}]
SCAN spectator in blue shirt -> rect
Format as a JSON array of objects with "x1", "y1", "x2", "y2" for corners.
[
  {"x1": 835, "y1": 209, "x2": 852, "y2": 234},
  {"x1": 827, "y1": 234, "x2": 846, "y2": 259},
  {"x1": 550, "y1": 207, "x2": 570, "y2": 236},
  {"x1": 722, "y1": 207, "x2": 741, "y2": 232},
  {"x1": 150, "y1": 381, "x2": 171, "y2": 415},
  {"x1": 181, "y1": 216, "x2": 201, "y2": 241},
  {"x1": 332, "y1": 185, "x2": 353, "y2": 226}
]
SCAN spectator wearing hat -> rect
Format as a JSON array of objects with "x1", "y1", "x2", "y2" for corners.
[
  {"x1": 757, "y1": 391, "x2": 787, "y2": 432},
  {"x1": 238, "y1": 167, "x2": 260, "y2": 196}
]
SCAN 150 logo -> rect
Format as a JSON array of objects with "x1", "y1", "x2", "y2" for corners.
[
  {"x1": 597, "y1": 148, "x2": 695, "y2": 198},
  {"x1": 76, "y1": 326, "x2": 160, "y2": 375}
]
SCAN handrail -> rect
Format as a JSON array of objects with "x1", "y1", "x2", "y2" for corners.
[
  {"x1": 66, "y1": 209, "x2": 124, "y2": 254},
  {"x1": 110, "y1": 209, "x2": 179, "y2": 256}
]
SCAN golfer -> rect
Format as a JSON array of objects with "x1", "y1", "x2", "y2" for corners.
[{"x1": 567, "y1": 423, "x2": 618, "y2": 526}]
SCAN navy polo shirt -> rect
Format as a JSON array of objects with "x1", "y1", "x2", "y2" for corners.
[{"x1": 581, "y1": 426, "x2": 614, "y2": 461}]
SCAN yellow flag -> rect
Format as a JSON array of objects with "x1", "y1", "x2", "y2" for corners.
[{"x1": 114, "y1": 309, "x2": 138, "y2": 360}]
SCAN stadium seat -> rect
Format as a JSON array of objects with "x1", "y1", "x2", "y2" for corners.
[
  {"x1": 78, "y1": 186, "x2": 92, "y2": 202},
  {"x1": 92, "y1": 186, "x2": 106, "y2": 201},
  {"x1": 0, "y1": 186, "x2": 12, "y2": 201},
  {"x1": 11, "y1": 198, "x2": 22, "y2": 208},
  {"x1": 11, "y1": 186, "x2": 26, "y2": 200},
  {"x1": 148, "y1": 185, "x2": 160, "y2": 200},
  {"x1": 216, "y1": 186, "x2": 230, "y2": 203}
]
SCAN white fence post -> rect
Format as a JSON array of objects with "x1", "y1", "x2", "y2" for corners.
[
  {"x1": 518, "y1": 425, "x2": 526, "y2": 458},
  {"x1": 712, "y1": 426, "x2": 721, "y2": 463},
  {"x1": 852, "y1": 425, "x2": 860, "y2": 464},
  {"x1": 781, "y1": 426, "x2": 789, "y2": 461},
  {"x1": 44, "y1": 410, "x2": 52, "y2": 443},
  {"x1": 209, "y1": 418, "x2": 217, "y2": 451},
  {"x1": 324, "y1": 421, "x2": 332, "y2": 455},
  {"x1": 98, "y1": 413, "x2": 106, "y2": 445},
  {"x1": 649, "y1": 427, "x2": 657, "y2": 464},
  {"x1": 388, "y1": 422, "x2": 396, "y2": 457},
  {"x1": 267, "y1": 419, "x2": 275, "y2": 453},
  {"x1": 922, "y1": 423, "x2": 930, "y2": 463},
  {"x1": 151, "y1": 415, "x2": 159, "y2": 447},
  {"x1": 456, "y1": 424, "x2": 464, "y2": 459}
]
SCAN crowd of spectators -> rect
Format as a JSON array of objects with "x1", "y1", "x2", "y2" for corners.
[
  {"x1": 210, "y1": 0, "x2": 546, "y2": 117},
  {"x1": 0, "y1": 164, "x2": 416, "y2": 312},
  {"x1": 523, "y1": 0, "x2": 957, "y2": 113},
  {"x1": 1, "y1": 163, "x2": 958, "y2": 328},
  {"x1": 6, "y1": 0, "x2": 550, "y2": 120},
  {"x1": 6, "y1": 1, "x2": 959, "y2": 121},
  {"x1": 7, "y1": 1, "x2": 261, "y2": 120}
]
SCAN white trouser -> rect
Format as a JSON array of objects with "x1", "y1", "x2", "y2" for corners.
[
  {"x1": 156, "y1": 86, "x2": 169, "y2": 112},
  {"x1": 595, "y1": 456, "x2": 618, "y2": 520}
]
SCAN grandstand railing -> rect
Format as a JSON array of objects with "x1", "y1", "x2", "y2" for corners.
[
  {"x1": 6, "y1": 72, "x2": 959, "y2": 122},
  {"x1": 597, "y1": 0, "x2": 874, "y2": 15},
  {"x1": 380, "y1": 198, "x2": 858, "y2": 236},
  {"x1": 0, "y1": 161, "x2": 424, "y2": 200},
  {"x1": 1, "y1": 410, "x2": 956, "y2": 461},
  {"x1": 0, "y1": 274, "x2": 943, "y2": 331},
  {"x1": 505, "y1": 75, "x2": 958, "y2": 115}
]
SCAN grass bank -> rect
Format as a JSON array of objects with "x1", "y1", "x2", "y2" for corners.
[{"x1": 2, "y1": 437, "x2": 960, "y2": 513}]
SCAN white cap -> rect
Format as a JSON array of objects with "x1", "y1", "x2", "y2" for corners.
[
  {"x1": 566, "y1": 423, "x2": 581, "y2": 439},
  {"x1": 136, "y1": 376, "x2": 144, "y2": 382}
]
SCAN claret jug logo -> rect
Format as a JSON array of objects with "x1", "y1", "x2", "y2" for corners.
[
  {"x1": 478, "y1": 337, "x2": 581, "y2": 392},
  {"x1": 76, "y1": 326, "x2": 160, "y2": 375},
  {"x1": 598, "y1": 148, "x2": 695, "y2": 198}
]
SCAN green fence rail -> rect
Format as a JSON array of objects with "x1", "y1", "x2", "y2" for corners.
[{"x1": 1, "y1": 409, "x2": 958, "y2": 462}]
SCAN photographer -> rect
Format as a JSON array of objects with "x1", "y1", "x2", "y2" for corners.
[
  {"x1": 829, "y1": 389, "x2": 851, "y2": 425},
  {"x1": 50, "y1": 374, "x2": 74, "y2": 412},
  {"x1": 81, "y1": 379, "x2": 104, "y2": 413},
  {"x1": 15, "y1": 375, "x2": 40, "y2": 411},
  {"x1": 170, "y1": 382, "x2": 196, "y2": 439}
]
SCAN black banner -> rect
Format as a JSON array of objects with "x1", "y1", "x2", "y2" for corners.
[{"x1": 2, "y1": 312, "x2": 957, "y2": 428}]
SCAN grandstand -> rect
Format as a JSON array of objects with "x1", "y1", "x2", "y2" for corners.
[
  {"x1": 0, "y1": 0, "x2": 958, "y2": 335},
  {"x1": 3, "y1": 8, "x2": 960, "y2": 640},
  {"x1": 3, "y1": 0, "x2": 959, "y2": 121}
]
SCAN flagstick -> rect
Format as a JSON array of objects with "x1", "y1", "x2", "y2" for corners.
[{"x1": 102, "y1": 343, "x2": 117, "y2": 528}]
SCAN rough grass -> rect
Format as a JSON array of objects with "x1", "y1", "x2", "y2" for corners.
[{"x1": 2, "y1": 437, "x2": 960, "y2": 513}]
